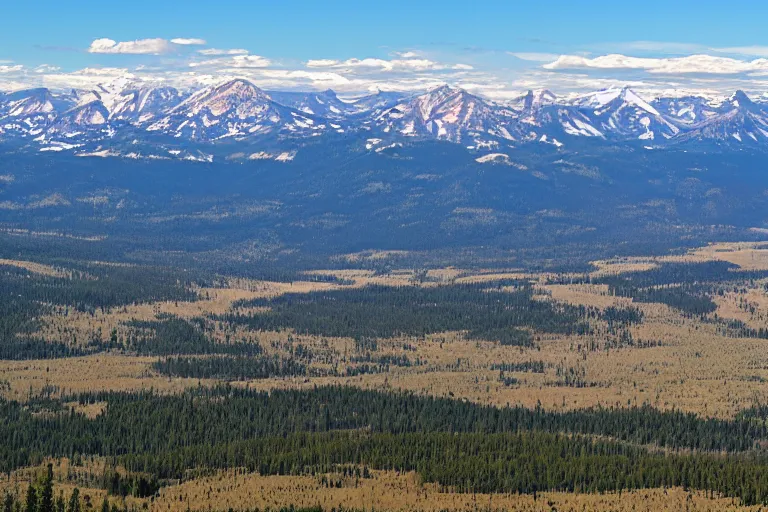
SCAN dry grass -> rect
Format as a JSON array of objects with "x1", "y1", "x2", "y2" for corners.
[
  {"x1": 589, "y1": 260, "x2": 660, "y2": 277},
  {"x1": 35, "y1": 279, "x2": 344, "y2": 346},
  {"x1": 712, "y1": 287, "x2": 768, "y2": 330},
  {"x1": 151, "y1": 470, "x2": 759, "y2": 512},
  {"x1": 0, "y1": 354, "x2": 206, "y2": 400},
  {"x1": 340, "y1": 249, "x2": 410, "y2": 263},
  {"x1": 0, "y1": 460, "x2": 141, "y2": 512},
  {"x1": 12, "y1": 246, "x2": 768, "y2": 510},
  {"x1": 546, "y1": 283, "x2": 633, "y2": 308},
  {"x1": 589, "y1": 241, "x2": 768, "y2": 277},
  {"x1": 13, "y1": 242, "x2": 768, "y2": 419},
  {"x1": 453, "y1": 271, "x2": 532, "y2": 284},
  {"x1": 2, "y1": 462, "x2": 760, "y2": 512},
  {"x1": 14, "y1": 280, "x2": 768, "y2": 418},
  {"x1": 0, "y1": 258, "x2": 70, "y2": 278},
  {"x1": 689, "y1": 242, "x2": 768, "y2": 270},
  {"x1": 225, "y1": 276, "x2": 768, "y2": 418},
  {"x1": 63, "y1": 400, "x2": 107, "y2": 418}
]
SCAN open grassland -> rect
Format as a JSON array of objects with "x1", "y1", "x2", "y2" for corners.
[
  {"x1": 3, "y1": 245, "x2": 768, "y2": 418},
  {"x1": 0, "y1": 258, "x2": 71, "y2": 278},
  {"x1": 0, "y1": 354, "x2": 208, "y2": 400},
  {"x1": 153, "y1": 470, "x2": 761, "y2": 512},
  {"x1": 590, "y1": 241, "x2": 768, "y2": 277},
  {"x1": 8, "y1": 299, "x2": 768, "y2": 417},
  {"x1": 9, "y1": 245, "x2": 768, "y2": 511},
  {"x1": 5, "y1": 241, "x2": 768, "y2": 420},
  {"x1": 1, "y1": 463, "x2": 762, "y2": 512}
]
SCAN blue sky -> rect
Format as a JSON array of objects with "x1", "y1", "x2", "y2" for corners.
[{"x1": 4, "y1": 0, "x2": 768, "y2": 97}]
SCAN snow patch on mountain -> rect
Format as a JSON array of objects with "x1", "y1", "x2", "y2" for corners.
[{"x1": 476, "y1": 153, "x2": 511, "y2": 164}]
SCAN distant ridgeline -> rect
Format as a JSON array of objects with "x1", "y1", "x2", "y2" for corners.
[
  {"x1": 5, "y1": 386, "x2": 768, "y2": 505},
  {"x1": 2, "y1": 142, "x2": 768, "y2": 273}
]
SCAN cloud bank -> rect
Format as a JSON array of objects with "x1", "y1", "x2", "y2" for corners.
[
  {"x1": 544, "y1": 54, "x2": 768, "y2": 74},
  {"x1": 8, "y1": 35, "x2": 768, "y2": 99},
  {"x1": 88, "y1": 37, "x2": 206, "y2": 55}
]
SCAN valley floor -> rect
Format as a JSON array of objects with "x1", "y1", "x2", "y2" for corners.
[{"x1": 6, "y1": 241, "x2": 768, "y2": 510}]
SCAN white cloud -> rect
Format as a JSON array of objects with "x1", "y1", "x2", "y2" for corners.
[
  {"x1": 198, "y1": 48, "x2": 249, "y2": 56},
  {"x1": 170, "y1": 38, "x2": 206, "y2": 45},
  {"x1": 306, "y1": 57, "x2": 472, "y2": 72},
  {"x1": 88, "y1": 37, "x2": 206, "y2": 54},
  {"x1": 41, "y1": 67, "x2": 135, "y2": 89},
  {"x1": 508, "y1": 52, "x2": 560, "y2": 62},
  {"x1": 310, "y1": 58, "x2": 397, "y2": 70},
  {"x1": 190, "y1": 54, "x2": 271, "y2": 68},
  {"x1": 306, "y1": 59, "x2": 340, "y2": 67},
  {"x1": 0, "y1": 65, "x2": 23, "y2": 73},
  {"x1": 543, "y1": 53, "x2": 768, "y2": 75},
  {"x1": 395, "y1": 59, "x2": 443, "y2": 70},
  {"x1": 593, "y1": 41, "x2": 707, "y2": 55},
  {"x1": 714, "y1": 46, "x2": 768, "y2": 58},
  {"x1": 34, "y1": 64, "x2": 61, "y2": 73},
  {"x1": 258, "y1": 69, "x2": 352, "y2": 85},
  {"x1": 88, "y1": 38, "x2": 174, "y2": 55},
  {"x1": 19, "y1": 38, "x2": 768, "y2": 98}
]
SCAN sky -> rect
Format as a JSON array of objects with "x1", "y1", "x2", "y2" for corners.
[{"x1": 4, "y1": 0, "x2": 768, "y2": 98}]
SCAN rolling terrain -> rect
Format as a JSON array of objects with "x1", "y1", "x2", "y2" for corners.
[{"x1": 6, "y1": 80, "x2": 768, "y2": 512}]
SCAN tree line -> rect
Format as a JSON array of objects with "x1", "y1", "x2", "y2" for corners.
[
  {"x1": 119, "y1": 430, "x2": 768, "y2": 505},
  {"x1": 3, "y1": 385, "x2": 767, "y2": 476},
  {"x1": 152, "y1": 355, "x2": 307, "y2": 380}
]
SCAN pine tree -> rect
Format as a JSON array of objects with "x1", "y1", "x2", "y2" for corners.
[
  {"x1": 66, "y1": 490, "x2": 79, "y2": 512},
  {"x1": 3, "y1": 493, "x2": 14, "y2": 512},
  {"x1": 55, "y1": 492, "x2": 64, "y2": 512},
  {"x1": 24, "y1": 485, "x2": 36, "y2": 512},
  {"x1": 39, "y1": 465, "x2": 53, "y2": 512}
]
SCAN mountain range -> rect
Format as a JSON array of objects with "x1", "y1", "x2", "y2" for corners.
[{"x1": 3, "y1": 78, "x2": 768, "y2": 159}]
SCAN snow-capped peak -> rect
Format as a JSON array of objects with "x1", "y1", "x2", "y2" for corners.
[
  {"x1": 577, "y1": 86, "x2": 660, "y2": 116},
  {"x1": 373, "y1": 85, "x2": 519, "y2": 142},
  {"x1": 728, "y1": 90, "x2": 753, "y2": 109},
  {"x1": 171, "y1": 79, "x2": 271, "y2": 117},
  {"x1": 5, "y1": 79, "x2": 768, "y2": 155},
  {"x1": 516, "y1": 89, "x2": 557, "y2": 111},
  {"x1": 615, "y1": 87, "x2": 661, "y2": 116},
  {"x1": 575, "y1": 86, "x2": 625, "y2": 108}
]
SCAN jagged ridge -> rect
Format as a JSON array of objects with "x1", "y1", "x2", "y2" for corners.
[{"x1": 3, "y1": 79, "x2": 768, "y2": 156}]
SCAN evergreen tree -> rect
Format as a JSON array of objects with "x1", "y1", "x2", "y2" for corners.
[
  {"x1": 66, "y1": 490, "x2": 79, "y2": 512},
  {"x1": 24, "y1": 485, "x2": 36, "y2": 512},
  {"x1": 39, "y1": 465, "x2": 53, "y2": 512},
  {"x1": 3, "y1": 493, "x2": 14, "y2": 512},
  {"x1": 55, "y1": 492, "x2": 64, "y2": 512}
]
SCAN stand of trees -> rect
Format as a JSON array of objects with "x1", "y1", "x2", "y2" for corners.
[
  {"x1": 0, "y1": 464, "x2": 140, "y2": 512},
  {"x1": 3, "y1": 386, "x2": 768, "y2": 472},
  {"x1": 222, "y1": 284, "x2": 595, "y2": 342},
  {"x1": 0, "y1": 263, "x2": 198, "y2": 361},
  {"x1": 4, "y1": 384, "x2": 768, "y2": 504},
  {"x1": 599, "y1": 279, "x2": 717, "y2": 316},
  {"x1": 120, "y1": 430, "x2": 768, "y2": 505},
  {"x1": 152, "y1": 355, "x2": 307, "y2": 380},
  {"x1": 593, "y1": 261, "x2": 768, "y2": 316},
  {"x1": 125, "y1": 317, "x2": 263, "y2": 356},
  {"x1": 490, "y1": 361, "x2": 546, "y2": 373}
]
